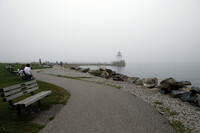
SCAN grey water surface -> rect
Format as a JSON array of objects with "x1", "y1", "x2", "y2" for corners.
[{"x1": 80, "y1": 62, "x2": 200, "y2": 87}]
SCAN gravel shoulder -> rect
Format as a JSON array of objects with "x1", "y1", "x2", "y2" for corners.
[{"x1": 38, "y1": 66, "x2": 200, "y2": 133}]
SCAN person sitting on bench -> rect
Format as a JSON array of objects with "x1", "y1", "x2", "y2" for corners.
[
  {"x1": 18, "y1": 64, "x2": 26, "y2": 79},
  {"x1": 24, "y1": 64, "x2": 34, "y2": 80}
]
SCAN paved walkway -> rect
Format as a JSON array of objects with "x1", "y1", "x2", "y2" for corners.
[{"x1": 33, "y1": 70, "x2": 176, "y2": 133}]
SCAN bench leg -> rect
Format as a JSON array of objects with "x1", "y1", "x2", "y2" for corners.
[
  {"x1": 38, "y1": 100, "x2": 41, "y2": 106},
  {"x1": 9, "y1": 101, "x2": 13, "y2": 106},
  {"x1": 17, "y1": 105, "x2": 21, "y2": 117}
]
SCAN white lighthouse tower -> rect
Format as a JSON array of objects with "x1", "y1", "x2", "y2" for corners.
[
  {"x1": 113, "y1": 51, "x2": 125, "y2": 66},
  {"x1": 116, "y1": 51, "x2": 123, "y2": 61}
]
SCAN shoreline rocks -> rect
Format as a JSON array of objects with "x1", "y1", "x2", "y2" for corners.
[{"x1": 142, "y1": 77, "x2": 158, "y2": 88}]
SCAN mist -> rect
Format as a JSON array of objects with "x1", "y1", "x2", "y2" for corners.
[{"x1": 0, "y1": 0, "x2": 200, "y2": 63}]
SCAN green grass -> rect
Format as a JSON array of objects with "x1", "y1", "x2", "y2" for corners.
[
  {"x1": 153, "y1": 101, "x2": 163, "y2": 105},
  {"x1": 153, "y1": 101, "x2": 191, "y2": 132},
  {"x1": 48, "y1": 116, "x2": 55, "y2": 121},
  {"x1": 153, "y1": 101, "x2": 178, "y2": 116},
  {"x1": 106, "y1": 84, "x2": 121, "y2": 89},
  {"x1": 170, "y1": 120, "x2": 192, "y2": 133},
  {"x1": 158, "y1": 106, "x2": 178, "y2": 116},
  {"x1": 0, "y1": 63, "x2": 70, "y2": 133}
]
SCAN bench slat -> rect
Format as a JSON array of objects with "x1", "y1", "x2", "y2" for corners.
[
  {"x1": 6, "y1": 87, "x2": 39, "y2": 101},
  {"x1": 14, "y1": 91, "x2": 52, "y2": 107},
  {"x1": 3, "y1": 83, "x2": 38, "y2": 97},
  {"x1": 3, "y1": 80, "x2": 37, "y2": 92}
]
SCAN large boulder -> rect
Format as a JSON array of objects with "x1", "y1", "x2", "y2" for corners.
[
  {"x1": 196, "y1": 94, "x2": 200, "y2": 107},
  {"x1": 191, "y1": 86, "x2": 200, "y2": 94},
  {"x1": 106, "y1": 69, "x2": 113, "y2": 74},
  {"x1": 171, "y1": 90, "x2": 187, "y2": 98},
  {"x1": 99, "y1": 67, "x2": 107, "y2": 71},
  {"x1": 178, "y1": 87, "x2": 191, "y2": 92},
  {"x1": 122, "y1": 75, "x2": 129, "y2": 81},
  {"x1": 70, "y1": 67, "x2": 76, "y2": 70},
  {"x1": 112, "y1": 74, "x2": 124, "y2": 81},
  {"x1": 132, "y1": 77, "x2": 139, "y2": 82},
  {"x1": 80, "y1": 68, "x2": 90, "y2": 73},
  {"x1": 142, "y1": 77, "x2": 158, "y2": 88},
  {"x1": 124, "y1": 77, "x2": 133, "y2": 83},
  {"x1": 180, "y1": 81, "x2": 192, "y2": 86},
  {"x1": 106, "y1": 69, "x2": 113, "y2": 78},
  {"x1": 90, "y1": 70, "x2": 102, "y2": 77},
  {"x1": 188, "y1": 96, "x2": 198, "y2": 103},
  {"x1": 88, "y1": 69, "x2": 95, "y2": 74},
  {"x1": 132, "y1": 77, "x2": 143, "y2": 85},
  {"x1": 75, "y1": 67, "x2": 81, "y2": 71},
  {"x1": 160, "y1": 77, "x2": 185, "y2": 93},
  {"x1": 180, "y1": 92, "x2": 191, "y2": 102},
  {"x1": 101, "y1": 71, "x2": 110, "y2": 78}
]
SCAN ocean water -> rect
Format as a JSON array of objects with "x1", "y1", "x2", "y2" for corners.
[{"x1": 80, "y1": 62, "x2": 200, "y2": 87}]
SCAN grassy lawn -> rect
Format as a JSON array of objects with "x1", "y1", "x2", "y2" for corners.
[{"x1": 0, "y1": 63, "x2": 70, "y2": 133}]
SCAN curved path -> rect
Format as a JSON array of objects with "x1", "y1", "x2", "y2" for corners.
[{"x1": 33, "y1": 70, "x2": 176, "y2": 133}]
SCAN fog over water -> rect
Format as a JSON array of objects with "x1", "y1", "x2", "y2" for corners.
[
  {"x1": 0, "y1": 0, "x2": 200, "y2": 64},
  {"x1": 1, "y1": 0, "x2": 200, "y2": 86}
]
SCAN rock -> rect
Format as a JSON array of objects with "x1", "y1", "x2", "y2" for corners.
[
  {"x1": 180, "y1": 92, "x2": 191, "y2": 102},
  {"x1": 171, "y1": 90, "x2": 187, "y2": 98},
  {"x1": 160, "y1": 77, "x2": 185, "y2": 93},
  {"x1": 122, "y1": 75, "x2": 129, "y2": 81},
  {"x1": 75, "y1": 67, "x2": 81, "y2": 71},
  {"x1": 90, "y1": 70, "x2": 102, "y2": 76},
  {"x1": 196, "y1": 94, "x2": 200, "y2": 107},
  {"x1": 99, "y1": 67, "x2": 107, "y2": 71},
  {"x1": 70, "y1": 67, "x2": 75, "y2": 70},
  {"x1": 155, "y1": 85, "x2": 161, "y2": 88},
  {"x1": 112, "y1": 71, "x2": 116, "y2": 75},
  {"x1": 188, "y1": 96, "x2": 198, "y2": 103},
  {"x1": 178, "y1": 87, "x2": 191, "y2": 92},
  {"x1": 159, "y1": 89, "x2": 166, "y2": 94},
  {"x1": 101, "y1": 71, "x2": 109, "y2": 78},
  {"x1": 142, "y1": 77, "x2": 158, "y2": 88},
  {"x1": 191, "y1": 86, "x2": 200, "y2": 93},
  {"x1": 88, "y1": 69, "x2": 95, "y2": 73},
  {"x1": 132, "y1": 77, "x2": 143, "y2": 85},
  {"x1": 180, "y1": 81, "x2": 192, "y2": 86},
  {"x1": 112, "y1": 74, "x2": 124, "y2": 81},
  {"x1": 81, "y1": 68, "x2": 90, "y2": 73},
  {"x1": 132, "y1": 77, "x2": 139, "y2": 82},
  {"x1": 106, "y1": 69, "x2": 113, "y2": 74},
  {"x1": 124, "y1": 77, "x2": 133, "y2": 83}
]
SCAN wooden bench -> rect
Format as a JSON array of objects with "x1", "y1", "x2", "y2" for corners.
[
  {"x1": 0, "y1": 80, "x2": 52, "y2": 116},
  {"x1": 9, "y1": 67, "x2": 18, "y2": 75},
  {"x1": 4, "y1": 65, "x2": 18, "y2": 75},
  {"x1": 4, "y1": 65, "x2": 10, "y2": 71}
]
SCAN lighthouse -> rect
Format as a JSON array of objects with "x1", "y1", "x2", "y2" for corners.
[{"x1": 113, "y1": 51, "x2": 126, "y2": 66}]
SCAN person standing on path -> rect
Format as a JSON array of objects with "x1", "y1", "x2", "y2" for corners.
[{"x1": 60, "y1": 61, "x2": 63, "y2": 67}]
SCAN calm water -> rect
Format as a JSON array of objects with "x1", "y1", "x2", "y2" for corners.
[{"x1": 80, "y1": 62, "x2": 200, "y2": 87}]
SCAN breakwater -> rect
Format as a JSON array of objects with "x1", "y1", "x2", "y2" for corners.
[{"x1": 66, "y1": 60, "x2": 126, "y2": 67}]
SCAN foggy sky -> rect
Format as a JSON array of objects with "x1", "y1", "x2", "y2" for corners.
[{"x1": 0, "y1": 0, "x2": 200, "y2": 63}]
